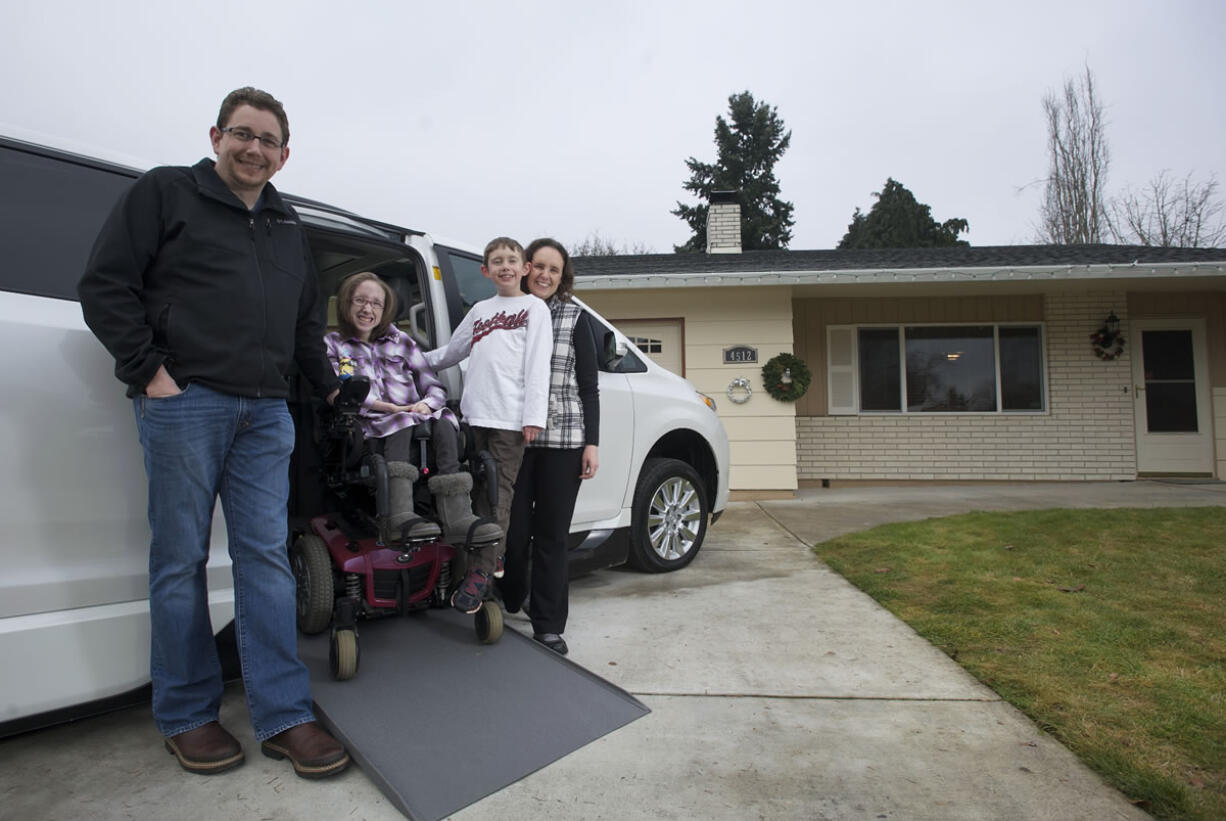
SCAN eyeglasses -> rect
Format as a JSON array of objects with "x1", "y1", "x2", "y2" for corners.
[
  {"x1": 352, "y1": 297, "x2": 384, "y2": 311},
  {"x1": 220, "y1": 127, "x2": 284, "y2": 150}
]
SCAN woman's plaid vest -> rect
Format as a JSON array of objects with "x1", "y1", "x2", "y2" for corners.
[{"x1": 532, "y1": 297, "x2": 584, "y2": 449}]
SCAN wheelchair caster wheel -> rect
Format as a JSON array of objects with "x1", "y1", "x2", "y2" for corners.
[
  {"x1": 330, "y1": 628, "x2": 359, "y2": 680},
  {"x1": 475, "y1": 601, "x2": 502, "y2": 645}
]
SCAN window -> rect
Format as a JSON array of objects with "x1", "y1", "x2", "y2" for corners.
[
  {"x1": 435, "y1": 247, "x2": 493, "y2": 331},
  {"x1": 629, "y1": 336, "x2": 663, "y2": 353},
  {"x1": 829, "y1": 324, "x2": 1046, "y2": 414},
  {"x1": 447, "y1": 251, "x2": 491, "y2": 315},
  {"x1": 1, "y1": 142, "x2": 137, "y2": 300}
]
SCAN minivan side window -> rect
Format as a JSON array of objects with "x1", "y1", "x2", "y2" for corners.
[
  {"x1": 582, "y1": 311, "x2": 648, "y2": 374},
  {"x1": 436, "y1": 247, "x2": 493, "y2": 330},
  {"x1": 0, "y1": 143, "x2": 136, "y2": 301}
]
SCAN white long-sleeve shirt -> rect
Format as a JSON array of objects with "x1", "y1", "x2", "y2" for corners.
[{"x1": 425, "y1": 293, "x2": 553, "y2": 431}]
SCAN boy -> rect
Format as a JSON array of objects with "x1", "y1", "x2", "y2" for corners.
[{"x1": 425, "y1": 237, "x2": 552, "y2": 613}]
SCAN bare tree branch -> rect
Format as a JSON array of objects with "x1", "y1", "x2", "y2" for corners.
[
  {"x1": 1109, "y1": 171, "x2": 1226, "y2": 247},
  {"x1": 571, "y1": 231, "x2": 654, "y2": 256},
  {"x1": 1038, "y1": 66, "x2": 1110, "y2": 244}
]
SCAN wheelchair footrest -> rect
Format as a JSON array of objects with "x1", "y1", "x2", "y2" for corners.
[{"x1": 460, "y1": 517, "x2": 501, "y2": 552}]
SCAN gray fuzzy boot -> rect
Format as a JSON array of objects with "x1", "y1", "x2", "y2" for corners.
[
  {"x1": 428, "y1": 472, "x2": 502, "y2": 547},
  {"x1": 385, "y1": 461, "x2": 441, "y2": 543}
]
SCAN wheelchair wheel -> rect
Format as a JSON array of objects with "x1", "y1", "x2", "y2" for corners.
[
  {"x1": 474, "y1": 601, "x2": 503, "y2": 644},
  {"x1": 330, "y1": 628, "x2": 359, "y2": 681},
  {"x1": 291, "y1": 534, "x2": 334, "y2": 634}
]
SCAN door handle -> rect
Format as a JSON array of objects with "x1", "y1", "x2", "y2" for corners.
[{"x1": 1134, "y1": 385, "x2": 1145, "y2": 393}]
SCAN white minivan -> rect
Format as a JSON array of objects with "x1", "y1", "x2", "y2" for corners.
[{"x1": 0, "y1": 135, "x2": 729, "y2": 734}]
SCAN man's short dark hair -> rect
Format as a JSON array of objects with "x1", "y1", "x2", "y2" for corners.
[{"x1": 217, "y1": 87, "x2": 290, "y2": 147}]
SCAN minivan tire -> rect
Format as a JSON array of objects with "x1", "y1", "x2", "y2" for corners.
[{"x1": 627, "y1": 457, "x2": 709, "y2": 572}]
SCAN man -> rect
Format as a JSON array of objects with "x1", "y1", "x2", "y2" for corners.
[{"x1": 78, "y1": 87, "x2": 347, "y2": 779}]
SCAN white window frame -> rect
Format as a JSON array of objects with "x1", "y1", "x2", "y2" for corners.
[{"x1": 827, "y1": 322, "x2": 1048, "y2": 415}]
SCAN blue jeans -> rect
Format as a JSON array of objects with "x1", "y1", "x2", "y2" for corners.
[{"x1": 134, "y1": 384, "x2": 314, "y2": 741}]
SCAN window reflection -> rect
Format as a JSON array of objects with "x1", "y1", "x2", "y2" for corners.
[
  {"x1": 1143, "y1": 330, "x2": 1197, "y2": 432},
  {"x1": 848, "y1": 324, "x2": 1045, "y2": 413},
  {"x1": 905, "y1": 326, "x2": 996, "y2": 412}
]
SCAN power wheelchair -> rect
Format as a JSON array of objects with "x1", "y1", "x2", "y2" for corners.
[{"x1": 288, "y1": 375, "x2": 503, "y2": 681}]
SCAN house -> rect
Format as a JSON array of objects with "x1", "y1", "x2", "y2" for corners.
[{"x1": 575, "y1": 199, "x2": 1226, "y2": 497}]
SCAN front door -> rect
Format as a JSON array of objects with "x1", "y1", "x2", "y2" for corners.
[{"x1": 1131, "y1": 318, "x2": 1214, "y2": 475}]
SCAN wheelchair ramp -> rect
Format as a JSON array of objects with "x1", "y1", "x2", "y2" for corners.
[{"x1": 298, "y1": 610, "x2": 649, "y2": 821}]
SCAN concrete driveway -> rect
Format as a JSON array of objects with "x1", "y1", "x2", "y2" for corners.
[{"x1": 4, "y1": 480, "x2": 1222, "y2": 819}]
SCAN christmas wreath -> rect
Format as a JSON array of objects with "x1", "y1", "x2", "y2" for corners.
[
  {"x1": 761, "y1": 353, "x2": 811, "y2": 402},
  {"x1": 1089, "y1": 330, "x2": 1126, "y2": 361}
]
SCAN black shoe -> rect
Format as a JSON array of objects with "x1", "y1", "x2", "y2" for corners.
[{"x1": 533, "y1": 633, "x2": 568, "y2": 655}]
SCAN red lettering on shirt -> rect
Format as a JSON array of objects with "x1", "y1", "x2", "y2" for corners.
[{"x1": 472, "y1": 309, "x2": 530, "y2": 344}]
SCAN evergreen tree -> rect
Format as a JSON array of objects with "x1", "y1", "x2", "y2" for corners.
[
  {"x1": 672, "y1": 92, "x2": 794, "y2": 252},
  {"x1": 838, "y1": 178, "x2": 969, "y2": 249}
]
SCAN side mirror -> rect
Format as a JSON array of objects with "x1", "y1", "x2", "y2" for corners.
[{"x1": 603, "y1": 330, "x2": 626, "y2": 370}]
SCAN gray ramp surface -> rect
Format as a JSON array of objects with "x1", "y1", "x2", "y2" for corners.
[{"x1": 299, "y1": 609, "x2": 649, "y2": 821}]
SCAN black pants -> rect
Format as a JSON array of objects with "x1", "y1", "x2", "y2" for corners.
[{"x1": 502, "y1": 446, "x2": 583, "y2": 635}]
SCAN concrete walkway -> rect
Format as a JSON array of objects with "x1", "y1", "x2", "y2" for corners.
[{"x1": 4, "y1": 481, "x2": 1222, "y2": 819}]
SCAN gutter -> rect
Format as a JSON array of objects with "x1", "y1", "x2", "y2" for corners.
[{"x1": 576, "y1": 260, "x2": 1226, "y2": 290}]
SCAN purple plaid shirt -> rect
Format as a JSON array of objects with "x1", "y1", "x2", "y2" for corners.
[{"x1": 324, "y1": 325, "x2": 458, "y2": 439}]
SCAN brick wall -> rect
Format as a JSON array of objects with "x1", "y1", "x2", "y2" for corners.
[
  {"x1": 705, "y1": 203, "x2": 742, "y2": 254},
  {"x1": 796, "y1": 291, "x2": 1138, "y2": 481}
]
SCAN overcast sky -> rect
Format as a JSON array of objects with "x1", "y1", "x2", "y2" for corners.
[{"x1": 5, "y1": 1, "x2": 1224, "y2": 253}]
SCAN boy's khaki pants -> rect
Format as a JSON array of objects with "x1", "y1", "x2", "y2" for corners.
[{"x1": 466, "y1": 426, "x2": 525, "y2": 575}]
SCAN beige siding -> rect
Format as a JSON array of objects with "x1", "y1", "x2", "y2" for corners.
[
  {"x1": 582, "y1": 287, "x2": 798, "y2": 491},
  {"x1": 796, "y1": 292, "x2": 1137, "y2": 481},
  {"x1": 730, "y1": 440, "x2": 797, "y2": 466},
  {"x1": 720, "y1": 416, "x2": 797, "y2": 441}
]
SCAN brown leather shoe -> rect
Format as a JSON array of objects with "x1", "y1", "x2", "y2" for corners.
[
  {"x1": 261, "y1": 721, "x2": 350, "y2": 779},
  {"x1": 164, "y1": 721, "x2": 244, "y2": 775}
]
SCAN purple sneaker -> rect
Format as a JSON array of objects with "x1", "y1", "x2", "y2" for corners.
[{"x1": 450, "y1": 569, "x2": 491, "y2": 615}]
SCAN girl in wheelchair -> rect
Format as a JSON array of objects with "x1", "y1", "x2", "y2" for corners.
[{"x1": 324, "y1": 272, "x2": 501, "y2": 556}]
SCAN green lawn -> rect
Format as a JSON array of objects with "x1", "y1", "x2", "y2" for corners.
[{"x1": 813, "y1": 507, "x2": 1225, "y2": 820}]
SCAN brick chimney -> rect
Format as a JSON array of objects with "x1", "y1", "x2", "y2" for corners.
[{"x1": 705, "y1": 190, "x2": 742, "y2": 254}]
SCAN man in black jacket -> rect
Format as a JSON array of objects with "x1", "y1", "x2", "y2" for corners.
[{"x1": 78, "y1": 87, "x2": 348, "y2": 780}]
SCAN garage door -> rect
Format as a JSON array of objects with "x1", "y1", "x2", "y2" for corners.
[{"x1": 615, "y1": 319, "x2": 684, "y2": 375}]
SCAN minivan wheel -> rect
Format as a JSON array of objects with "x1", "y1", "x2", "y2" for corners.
[
  {"x1": 291, "y1": 534, "x2": 334, "y2": 634},
  {"x1": 627, "y1": 458, "x2": 708, "y2": 572}
]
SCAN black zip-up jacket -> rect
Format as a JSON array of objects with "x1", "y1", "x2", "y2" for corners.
[{"x1": 78, "y1": 158, "x2": 339, "y2": 400}]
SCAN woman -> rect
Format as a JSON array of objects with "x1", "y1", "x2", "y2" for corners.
[
  {"x1": 500, "y1": 239, "x2": 599, "y2": 655},
  {"x1": 324, "y1": 272, "x2": 498, "y2": 546}
]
